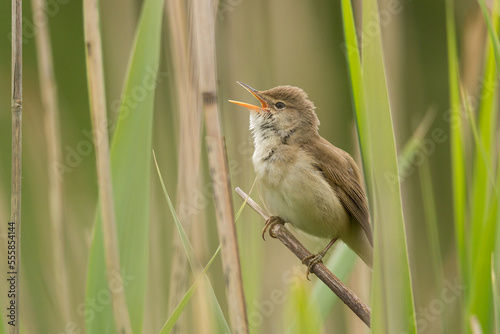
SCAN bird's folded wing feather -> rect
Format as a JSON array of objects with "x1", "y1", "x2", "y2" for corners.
[{"x1": 305, "y1": 137, "x2": 373, "y2": 246}]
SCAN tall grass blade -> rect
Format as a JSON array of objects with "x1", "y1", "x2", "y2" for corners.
[
  {"x1": 160, "y1": 245, "x2": 222, "y2": 334},
  {"x1": 478, "y1": 0, "x2": 500, "y2": 73},
  {"x1": 492, "y1": 258, "x2": 500, "y2": 334},
  {"x1": 419, "y1": 160, "x2": 447, "y2": 333},
  {"x1": 471, "y1": 1, "x2": 499, "y2": 250},
  {"x1": 445, "y1": 0, "x2": 468, "y2": 285},
  {"x1": 84, "y1": 0, "x2": 164, "y2": 331},
  {"x1": 341, "y1": 0, "x2": 417, "y2": 332},
  {"x1": 464, "y1": 1, "x2": 500, "y2": 331},
  {"x1": 496, "y1": 160, "x2": 500, "y2": 326},
  {"x1": 339, "y1": 0, "x2": 372, "y2": 184},
  {"x1": 463, "y1": 78, "x2": 498, "y2": 331},
  {"x1": 469, "y1": 204, "x2": 498, "y2": 331},
  {"x1": 398, "y1": 109, "x2": 445, "y2": 332},
  {"x1": 153, "y1": 151, "x2": 231, "y2": 333}
]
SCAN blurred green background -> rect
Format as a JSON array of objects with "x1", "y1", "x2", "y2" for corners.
[{"x1": 0, "y1": 0, "x2": 496, "y2": 333}]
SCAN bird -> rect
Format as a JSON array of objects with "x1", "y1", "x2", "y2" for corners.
[{"x1": 229, "y1": 81, "x2": 373, "y2": 277}]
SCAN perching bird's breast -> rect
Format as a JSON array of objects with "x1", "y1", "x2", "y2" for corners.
[{"x1": 253, "y1": 145, "x2": 350, "y2": 239}]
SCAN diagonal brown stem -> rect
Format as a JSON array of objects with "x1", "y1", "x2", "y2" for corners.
[{"x1": 235, "y1": 187, "x2": 371, "y2": 328}]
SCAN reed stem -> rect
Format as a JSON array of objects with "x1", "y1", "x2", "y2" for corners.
[
  {"x1": 191, "y1": 0, "x2": 249, "y2": 331},
  {"x1": 83, "y1": 0, "x2": 132, "y2": 332},
  {"x1": 31, "y1": 0, "x2": 70, "y2": 324},
  {"x1": 9, "y1": 0, "x2": 22, "y2": 332}
]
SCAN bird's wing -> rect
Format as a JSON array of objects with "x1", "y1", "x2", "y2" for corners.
[{"x1": 305, "y1": 137, "x2": 373, "y2": 246}]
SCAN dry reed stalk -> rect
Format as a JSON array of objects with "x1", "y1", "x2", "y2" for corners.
[
  {"x1": 165, "y1": 0, "x2": 211, "y2": 332},
  {"x1": 191, "y1": 0, "x2": 249, "y2": 332},
  {"x1": 235, "y1": 187, "x2": 372, "y2": 328},
  {"x1": 83, "y1": 0, "x2": 132, "y2": 332},
  {"x1": 31, "y1": 0, "x2": 70, "y2": 324},
  {"x1": 10, "y1": 0, "x2": 22, "y2": 333},
  {"x1": 0, "y1": 187, "x2": 9, "y2": 332},
  {"x1": 164, "y1": 1, "x2": 190, "y2": 329}
]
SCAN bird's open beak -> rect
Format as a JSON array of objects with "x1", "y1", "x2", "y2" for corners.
[{"x1": 229, "y1": 81, "x2": 269, "y2": 113}]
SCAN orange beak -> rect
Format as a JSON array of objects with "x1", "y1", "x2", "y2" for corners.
[{"x1": 229, "y1": 81, "x2": 269, "y2": 113}]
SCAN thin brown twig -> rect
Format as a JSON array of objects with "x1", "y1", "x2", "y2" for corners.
[
  {"x1": 10, "y1": 0, "x2": 22, "y2": 332},
  {"x1": 235, "y1": 187, "x2": 372, "y2": 328},
  {"x1": 31, "y1": 0, "x2": 70, "y2": 324},
  {"x1": 83, "y1": 0, "x2": 132, "y2": 332}
]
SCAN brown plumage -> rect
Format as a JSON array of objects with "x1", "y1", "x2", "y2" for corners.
[
  {"x1": 230, "y1": 82, "x2": 373, "y2": 271},
  {"x1": 305, "y1": 137, "x2": 373, "y2": 246}
]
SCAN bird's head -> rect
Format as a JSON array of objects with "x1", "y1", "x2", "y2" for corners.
[{"x1": 229, "y1": 82, "x2": 319, "y2": 143}]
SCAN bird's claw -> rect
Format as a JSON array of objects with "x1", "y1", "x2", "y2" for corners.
[
  {"x1": 302, "y1": 237, "x2": 338, "y2": 280},
  {"x1": 302, "y1": 253, "x2": 325, "y2": 280},
  {"x1": 262, "y1": 216, "x2": 284, "y2": 240}
]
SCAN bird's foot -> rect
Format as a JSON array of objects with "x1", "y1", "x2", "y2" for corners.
[
  {"x1": 302, "y1": 253, "x2": 325, "y2": 281},
  {"x1": 262, "y1": 216, "x2": 285, "y2": 240},
  {"x1": 302, "y1": 237, "x2": 338, "y2": 280}
]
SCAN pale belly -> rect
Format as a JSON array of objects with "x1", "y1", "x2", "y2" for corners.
[{"x1": 255, "y1": 151, "x2": 350, "y2": 239}]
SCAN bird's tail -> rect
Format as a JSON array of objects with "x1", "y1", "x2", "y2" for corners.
[{"x1": 343, "y1": 222, "x2": 373, "y2": 269}]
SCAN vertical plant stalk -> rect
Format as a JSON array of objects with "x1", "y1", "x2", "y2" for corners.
[
  {"x1": 191, "y1": 0, "x2": 249, "y2": 332},
  {"x1": 31, "y1": 0, "x2": 70, "y2": 324},
  {"x1": 165, "y1": 0, "x2": 190, "y2": 328},
  {"x1": 83, "y1": 0, "x2": 132, "y2": 332},
  {"x1": 445, "y1": 0, "x2": 467, "y2": 282},
  {"x1": 165, "y1": 0, "x2": 211, "y2": 332},
  {"x1": 419, "y1": 160, "x2": 447, "y2": 333},
  {"x1": 341, "y1": 0, "x2": 417, "y2": 332},
  {"x1": 10, "y1": 0, "x2": 22, "y2": 333}
]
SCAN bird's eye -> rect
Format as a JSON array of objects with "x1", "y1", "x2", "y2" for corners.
[{"x1": 275, "y1": 102, "x2": 286, "y2": 110}]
